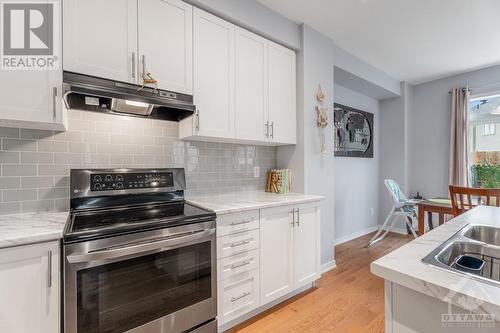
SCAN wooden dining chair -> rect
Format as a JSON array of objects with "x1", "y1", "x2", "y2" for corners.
[{"x1": 449, "y1": 185, "x2": 500, "y2": 217}]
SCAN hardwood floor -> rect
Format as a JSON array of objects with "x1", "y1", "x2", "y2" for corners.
[{"x1": 226, "y1": 232, "x2": 412, "y2": 333}]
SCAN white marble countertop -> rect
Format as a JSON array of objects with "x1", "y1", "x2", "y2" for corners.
[
  {"x1": 187, "y1": 191, "x2": 324, "y2": 214},
  {"x1": 371, "y1": 205, "x2": 500, "y2": 316},
  {"x1": 0, "y1": 212, "x2": 69, "y2": 249}
]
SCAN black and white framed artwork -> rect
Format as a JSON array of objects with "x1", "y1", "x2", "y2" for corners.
[{"x1": 333, "y1": 103, "x2": 374, "y2": 158}]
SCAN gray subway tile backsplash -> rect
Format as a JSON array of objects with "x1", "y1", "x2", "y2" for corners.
[{"x1": 0, "y1": 110, "x2": 277, "y2": 215}]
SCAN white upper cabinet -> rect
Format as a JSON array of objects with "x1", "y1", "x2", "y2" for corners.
[
  {"x1": 268, "y1": 42, "x2": 296, "y2": 144},
  {"x1": 234, "y1": 28, "x2": 268, "y2": 142},
  {"x1": 192, "y1": 8, "x2": 235, "y2": 138},
  {"x1": 0, "y1": 0, "x2": 65, "y2": 130},
  {"x1": 138, "y1": 0, "x2": 193, "y2": 93},
  {"x1": 64, "y1": 0, "x2": 138, "y2": 83},
  {"x1": 0, "y1": 241, "x2": 60, "y2": 333}
]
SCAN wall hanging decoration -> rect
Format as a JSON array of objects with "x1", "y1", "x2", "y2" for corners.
[
  {"x1": 315, "y1": 85, "x2": 329, "y2": 153},
  {"x1": 334, "y1": 103, "x2": 373, "y2": 158}
]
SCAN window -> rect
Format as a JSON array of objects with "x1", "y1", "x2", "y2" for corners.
[
  {"x1": 468, "y1": 94, "x2": 500, "y2": 188},
  {"x1": 482, "y1": 123, "x2": 496, "y2": 136}
]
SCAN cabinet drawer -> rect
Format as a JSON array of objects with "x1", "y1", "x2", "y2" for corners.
[
  {"x1": 217, "y1": 210, "x2": 259, "y2": 236},
  {"x1": 218, "y1": 269, "x2": 259, "y2": 325},
  {"x1": 217, "y1": 249, "x2": 259, "y2": 281},
  {"x1": 217, "y1": 229, "x2": 259, "y2": 259}
]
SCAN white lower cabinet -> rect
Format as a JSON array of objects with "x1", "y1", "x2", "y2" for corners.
[
  {"x1": 217, "y1": 202, "x2": 321, "y2": 329},
  {"x1": 219, "y1": 269, "x2": 260, "y2": 325},
  {"x1": 259, "y1": 206, "x2": 295, "y2": 303},
  {"x1": 0, "y1": 241, "x2": 60, "y2": 333}
]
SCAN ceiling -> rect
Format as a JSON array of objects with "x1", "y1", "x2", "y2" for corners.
[{"x1": 257, "y1": 0, "x2": 500, "y2": 84}]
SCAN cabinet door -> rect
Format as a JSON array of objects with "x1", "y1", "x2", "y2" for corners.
[
  {"x1": 0, "y1": 241, "x2": 59, "y2": 333},
  {"x1": 63, "y1": 0, "x2": 137, "y2": 83},
  {"x1": 294, "y1": 204, "x2": 320, "y2": 288},
  {"x1": 0, "y1": 0, "x2": 64, "y2": 130},
  {"x1": 260, "y1": 206, "x2": 294, "y2": 304},
  {"x1": 268, "y1": 42, "x2": 296, "y2": 144},
  {"x1": 138, "y1": 0, "x2": 192, "y2": 94},
  {"x1": 234, "y1": 28, "x2": 268, "y2": 141},
  {"x1": 193, "y1": 8, "x2": 235, "y2": 138}
]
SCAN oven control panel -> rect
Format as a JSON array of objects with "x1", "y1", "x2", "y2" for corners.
[{"x1": 90, "y1": 172, "x2": 174, "y2": 191}]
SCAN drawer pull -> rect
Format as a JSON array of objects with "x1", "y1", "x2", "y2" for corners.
[
  {"x1": 231, "y1": 292, "x2": 251, "y2": 302},
  {"x1": 230, "y1": 220, "x2": 251, "y2": 226},
  {"x1": 230, "y1": 259, "x2": 252, "y2": 270},
  {"x1": 230, "y1": 239, "x2": 252, "y2": 248}
]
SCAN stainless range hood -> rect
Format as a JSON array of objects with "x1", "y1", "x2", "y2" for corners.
[{"x1": 62, "y1": 72, "x2": 195, "y2": 121}]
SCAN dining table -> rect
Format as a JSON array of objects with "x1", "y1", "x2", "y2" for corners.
[{"x1": 415, "y1": 198, "x2": 455, "y2": 236}]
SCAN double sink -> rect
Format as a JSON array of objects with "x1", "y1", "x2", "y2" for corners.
[{"x1": 422, "y1": 224, "x2": 500, "y2": 285}]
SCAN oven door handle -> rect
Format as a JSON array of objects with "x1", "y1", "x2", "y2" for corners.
[{"x1": 66, "y1": 228, "x2": 215, "y2": 264}]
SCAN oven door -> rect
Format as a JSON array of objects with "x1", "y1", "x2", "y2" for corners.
[{"x1": 64, "y1": 221, "x2": 216, "y2": 333}]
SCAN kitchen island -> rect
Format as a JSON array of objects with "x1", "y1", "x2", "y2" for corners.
[{"x1": 371, "y1": 206, "x2": 500, "y2": 332}]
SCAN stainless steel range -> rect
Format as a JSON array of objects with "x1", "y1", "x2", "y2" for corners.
[{"x1": 63, "y1": 168, "x2": 217, "y2": 333}]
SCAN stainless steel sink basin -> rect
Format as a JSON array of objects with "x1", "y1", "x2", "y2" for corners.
[
  {"x1": 422, "y1": 224, "x2": 500, "y2": 286},
  {"x1": 463, "y1": 224, "x2": 500, "y2": 247}
]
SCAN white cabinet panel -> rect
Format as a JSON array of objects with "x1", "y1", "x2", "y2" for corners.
[
  {"x1": 138, "y1": 0, "x2": 192, "y2": 93},
  {"x1": 192, "y1": 8, "x2": 235, "y2": 138},
  {"x1": 234, "y1": 28, "x2": 268, "y2": 141},
  {"x1": 217, "y1": 229, "x2": 259, "y2": 259},
  {"x1": 294, "y1": 204, "x2": 320, "y2": 288},
  {"x1": 0, "y1": 241, "x2": 59, "y2": 333},
  {"x1": 268, "y1": 42, "x2": 296, "y2": 144},
  {"x1": 260, "y1": 206, "x2": 294, "y2": 304},
  {"x1": 218, "y1": 269, "x2": 259, "y2": 325},
  {"x1": 0, "y1": 0, "x2": 65, "y2": 130},
  {"x1": 63, "y1": 0, "x2": 137, "y2": 83}
]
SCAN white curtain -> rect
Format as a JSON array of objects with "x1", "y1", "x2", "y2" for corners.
[{"x1": 449, "y1": 88, "x2": 470, "y2": 186}]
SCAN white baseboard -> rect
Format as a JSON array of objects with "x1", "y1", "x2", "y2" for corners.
[
  {"x1": 334, "y1": 225, "x2": 379, "y2": 245},
  {"x1": 389, "y1": 226, "x2": 409, "y2": 235},
  {"x1": 335, "y1": 225, "x2": 409, "y2": 246},
  {"x1": 320, "y1": 260, "x2": 337, "y2": 274}
]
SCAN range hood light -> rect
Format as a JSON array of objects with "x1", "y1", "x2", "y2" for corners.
[{"x1": 125, "y1": 100, "x2": 150, "y2": 108}]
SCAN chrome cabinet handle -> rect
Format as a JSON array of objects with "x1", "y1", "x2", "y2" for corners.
[
  {"x1": 265, "y1": 121, "x2": 269, "y2": 138},
  {"x1": 47, "y1": 250, "x2": 52, "y2": 288},
  {"x1": 52, "y1": 87, "x2": 57, "y2": 119},
  {"x1": 230, "y1": 239, "x2": 251, "y2": 248},
  {"x1": 270, "y1": 121, "x2": 274, "y2": 139},
  {"x1": 132, "y1": 52, "x2": 136, "y2": 79},
  {"x1": 67, "y1": 229, "x2": 215, "y2": 263},
  {"x1": 231, "y1": 292, "x2": 251, "y2": 302},
  {"x1": 230, "y1": 220, "x2": 251, "y2": 226},
  {"x1": 296, "y1": 208, "x2": 300, "y2": 227},
  {"x1": 290, "y1": 209, "x2": 295, "y2": 227},
  {"x1": 195, "y1": 111, "x2": 200, "y2": 132},
  {"x1": 230, "y1": 259, "x2": 251, "y2": 270},
  {"x1": 142, "y1": 54, "x2": 146, "y2": 78}
]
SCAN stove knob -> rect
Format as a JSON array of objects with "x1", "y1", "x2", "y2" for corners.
[
  {"x1": 93, "y1": 175, "x2": 102, "y2": 182},
  {"x1": 150, "y1": 181, "x2": 159, "y2": 187},
  {"x1": 116, "y1": 182, "x2": 124, "y2": 189},
  {"x1": 116, "y1": 175, "x2": 124, "y2": 181},
  {"x1": 93, "y1": 183, "x2": 102, "y2": 190},
  {"x1": 105, "y1": 175, "x2": 113, "y2": 182}
]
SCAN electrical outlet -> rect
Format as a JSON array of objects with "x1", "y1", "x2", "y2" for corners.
[{"x1": 253, "y1": 166, "x2": 260, "y2": 178}]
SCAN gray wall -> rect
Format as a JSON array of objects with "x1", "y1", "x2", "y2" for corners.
[
  {"x1": 409, "y1": 64, "x2": 500, "y2": 197},
  {"x1": 278, "y1": 24, "x2": 336, "y2": 268},
  {"x1": 0, "y1": 110, "x2": 276, "y2": 214},
  {"x1": 333, "y1": 84, "x2": 381, "y2": 243},
  {"x1": 378, "y1": 82, "x2": 412, "y2": 232}
]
